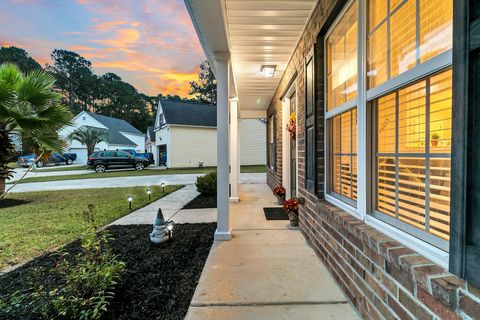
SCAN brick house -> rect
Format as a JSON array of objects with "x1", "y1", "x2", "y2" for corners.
[{"x1": 184, "y1": 0, "x2": 480, "y2": 318}]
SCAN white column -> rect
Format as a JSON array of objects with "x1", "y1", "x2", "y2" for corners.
[
  {"x1": 215, "y1": 52, "x2": 232, "y2": 241},
  {"x1": 229, "y1": 98, "x2": 239, "y2": 202},
  {"x1": 237, "y1": 118, "x2": 241, "y2": 186}
]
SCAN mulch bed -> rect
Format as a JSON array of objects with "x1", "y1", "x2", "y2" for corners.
[
  {"x1": 182, "y1": 194, "x2": 217, "y2": 209},
  {"x1": 0, "y1": 223, "x2": 216, "y2": 320},
  {"x1": 0, "y1": 199, "x2": 31, "y2": 209}
]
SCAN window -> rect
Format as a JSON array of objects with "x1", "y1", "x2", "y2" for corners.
[
  {"x1": 329, "y1": 108, "x2": 357, "y2": 204},
  {"x1": 373, "y1": 69, "x2": 452, "y2": 248},
  {"x1": 325, "y1": 0, "x2": 358, "y2": 205},
  {"x1": 326, "y1": 0, "x2": 358, "y2": 111},
  {"x1": 268, "y1": 114, "x2": 276, "y2": 169},
  {"x1": 103, "y1": 151, "x2": 116, "y2": 157},
  {"x1": 367, "y1": 0, "x2": 453, "y2": 88},
  {"x1": 319, "y1": 0, "x2": 453, "y2": 257}
]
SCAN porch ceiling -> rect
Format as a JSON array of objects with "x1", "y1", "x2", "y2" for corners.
[
  {"x1": 184, "y1": 0, "x2": 317, "y2": 114},
  {"x1": 226, "y1": 0, "x2": 317, "y2": 112}
]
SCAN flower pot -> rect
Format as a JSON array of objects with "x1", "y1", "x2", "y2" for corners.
[
  {"x1": 276, "y1": 194, "x2": 285, "y2": 205},
  {"x1": 286, "y1": 210, "x2": 299, "y2": 227},
  {"x1": 431, "y1": 140, "x2": 439, "y2": 147}
]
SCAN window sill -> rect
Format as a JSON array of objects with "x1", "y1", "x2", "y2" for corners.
[
  {"x1": 324, "y1": 193, "x2": 360, "y2": 218},
  {"x1": 365, "y1": 215, "x2": 449, "y2": 268},
  {"x1": 323, "y1": 196, "x2": 449, "y2": 268}
]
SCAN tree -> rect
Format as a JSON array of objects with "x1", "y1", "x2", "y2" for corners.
[
  {"x1": 96, "y1": 72, "x2": 154, "y2": 132},
  {"x1": 67, "y1": 127, "x2": 109, "y2": 156},
  {"x1": 48, "y1": 49, "x2": 97, "y2": 113},
  {"x1": 189, "y1": 60, "x2": 217, "y2": 105},
  {"x1": 0, "y1": 63, "x2": 73, "y2": 196},
  {"x1": 0, "y1": 46, "x2": 42, "y2": 73}
]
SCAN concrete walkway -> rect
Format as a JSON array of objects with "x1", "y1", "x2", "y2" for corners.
[
  {"x1": 185, "y1": 184, "x2": 360, "y2": 320},
  {"x1": 110, "y1": 184, "x2": 216, "y2": 225}
]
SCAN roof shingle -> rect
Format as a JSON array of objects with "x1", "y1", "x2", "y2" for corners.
[{"x1": 160, "y1": 99, "x2": 216, "y2": 127}]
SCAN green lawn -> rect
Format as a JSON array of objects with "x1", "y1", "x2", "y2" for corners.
[
  {"x1": 7, "y1": 162, "x2": 19, "y2": 169},
  {"x1": 0, "y1": 185, "x2": 182, "y2": 270},
  {"x1": 12, "y1": 165, "x2": 266, "y2": 184},
  {"x1": 36, "y1": 165, "x2": 88, "y2": 172},
  {"x1": 241, "y1": 165, "x2": 266, "y2": 173}
]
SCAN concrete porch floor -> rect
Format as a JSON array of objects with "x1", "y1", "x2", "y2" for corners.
[{"x1": 185, "y1": 184, "x2": 361, "y2": 319}]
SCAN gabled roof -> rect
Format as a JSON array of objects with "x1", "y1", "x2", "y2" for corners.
[
  {"x1": 83, "y1": 112, "x2": 142, "y2": 146},
  {"x1": 147, "y1": 126, "x2": 155, "y2": 142},
  {"x1": 159, "y1": 99, "x2": 216, "y2": 127}
]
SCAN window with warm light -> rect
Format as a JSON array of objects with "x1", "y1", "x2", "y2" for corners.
[
  {"x1": 320, "y1": 0, "x2": 453, "y2": 253},
  {"x1": 326, "y1": 0, "x2": 357, "y2": 111},
  {"x1": 329, "y1": 108, "x2": 357, "y2": 205},
  {"x1": 367, "y1": 0, "x2": 453, "y2": 89},
  {"x1": 373, "y1": 69, "x2": 452, "y2": 247}
]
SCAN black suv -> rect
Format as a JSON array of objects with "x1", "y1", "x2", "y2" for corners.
[{"x1": 87, "y1": 150, "x2": 150, "y2": 173}]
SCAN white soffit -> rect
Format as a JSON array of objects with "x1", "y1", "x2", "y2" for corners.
[{"x1": 225, "y1": 0, "x2": 317, "y2": 112}]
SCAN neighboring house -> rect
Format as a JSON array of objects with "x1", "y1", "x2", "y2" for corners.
[
  {"x1": 185, "y1": 0, "x2": 480, "y2": 319},
  {"x1": 8, "y1": 132, "x2": 21, "y2": 152},
  {"x1": 153, "y1": 99, "x2": 266, "y2": 168},
  {"x1": 59, "y1": 111, "x2": 146, "y2": 164},
  {"x1": 145, "y1": 126, "x2": 155, "y2": 154}
]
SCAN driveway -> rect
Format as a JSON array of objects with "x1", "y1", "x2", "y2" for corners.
[{"x1": 7, "y1": 173, "x2": 266, "y2": 193}]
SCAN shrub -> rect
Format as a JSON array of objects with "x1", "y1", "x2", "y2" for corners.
[
  {"x1": 196, "y1": 171, "x2": 217, "y2": 196},
  {"x1": 44, "y1": 205, "x2": 125, "y2": 320},
  {"x1": 0, "y1": 205, "x2": 126, "y2": 320}
]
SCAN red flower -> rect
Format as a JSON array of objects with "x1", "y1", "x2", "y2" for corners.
[
  {"x1": 273, "y1": 186, "x2": 286, "y2": 197},
  {"x1": 283, "y1": 197, "x2": 299, "y2": 213}
]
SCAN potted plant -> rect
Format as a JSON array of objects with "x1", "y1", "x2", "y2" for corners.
[
  {"x1": 273, "y1": 186, "x2": 286, "y2": 205},
  {"x1": 283, "y1": 197, "x2": 299, "y2": 227},
  {"x1": 431, "y1": 132, "x2": 440, "y2": 147}
]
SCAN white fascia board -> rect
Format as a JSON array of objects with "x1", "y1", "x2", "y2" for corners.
[
  {"x1": 168, "y1": 124, "x2": 216, "y2": 130},
  {"x1": 183, "y1": 0, "x2": 229, "y2": 76},
  {"x1": 119, "y1": 131, "x2": 146, "y2": 137}
]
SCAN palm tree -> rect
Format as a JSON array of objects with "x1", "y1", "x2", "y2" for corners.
[
  {"x1": 67, "y1": 127, "x2": 109, "y2": 157},
  {"x1": 0, "y1": 63, "x2": 73, "y2": 196}
]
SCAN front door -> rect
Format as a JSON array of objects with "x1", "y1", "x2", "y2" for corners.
[
  {"x1": 290, "y1": 92, "x2": 296, "y2": 198},
  {"x1": 158, "y1": 145, "x2": 167, "y2": 166}
]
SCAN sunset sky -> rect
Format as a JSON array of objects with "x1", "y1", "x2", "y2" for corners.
[{"x1": 0, "y1": 0, "x2": 206, "y2": 97}]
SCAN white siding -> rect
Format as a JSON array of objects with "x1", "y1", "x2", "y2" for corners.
[
  {"x1": 170, "y1": 126, "x2": 217, "y2": 168},
  {"x1": 59, "y1": 111, "x2": 145, "y2": 164},
  {"x1": 120, "y1": 132, "x2": 145, "y2": 152},
  {"x1": 240, "y1": 119, "x2": 266, "y2": 165},
  {"x1": 154, "y1": 125, "x2": 170, "y2": 166}
]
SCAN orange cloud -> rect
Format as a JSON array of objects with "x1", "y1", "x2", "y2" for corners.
[
  {"x1": 93, "y1": 28, "x2": 139, "y2": 47},
  {"x1": 94, "y1": 20, "x2": 129, "y2": 32},
  {"x1": 70, "y1": 45, "x2": 96, "y2": 51}
]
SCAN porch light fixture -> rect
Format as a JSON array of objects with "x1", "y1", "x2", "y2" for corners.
[
  {"x1": 261, "y1": 65, "x2": 276, "y2": 78},
  {"x1": 127, "y1": 195, "x2": 133, "y2": 210}
]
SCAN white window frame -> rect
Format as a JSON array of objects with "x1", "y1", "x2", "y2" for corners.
[
  {"x1": 323, "y1": 0, "x2": 452, "y2": 268},
  {"x1": 324, "y1": 0, "x2": 360, "y2": 211}
]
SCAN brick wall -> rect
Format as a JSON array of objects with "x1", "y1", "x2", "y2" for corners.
[{"x1": 265, "y1": 0, "x2": 480, "y2": 319}]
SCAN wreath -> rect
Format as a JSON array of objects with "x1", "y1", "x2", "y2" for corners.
[{"x1": 287, "y1": 112, "x2": 296, "y2": 139}]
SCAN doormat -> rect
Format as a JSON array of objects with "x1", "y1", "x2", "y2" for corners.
[{"x1": 263, "y1": 207, "x2": 289, "y2": 220}]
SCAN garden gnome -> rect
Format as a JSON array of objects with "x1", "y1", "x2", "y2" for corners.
[{"x1": 150, "y1": 208, "x2": 169, "y2": 244}]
